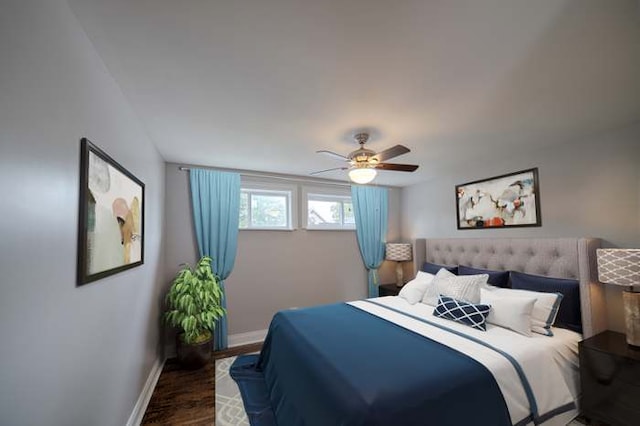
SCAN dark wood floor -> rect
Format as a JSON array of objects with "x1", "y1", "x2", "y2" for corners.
[{"x1": 142, "y1": 342, "x2": 262, "y2": 425}]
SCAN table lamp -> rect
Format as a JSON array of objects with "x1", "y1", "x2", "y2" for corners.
[
  {"x1": 596, "y1": 248, "x2": 640, "y2": 347},
  {"x1": 385, "y1": 243, "x2": 413, "y2": 287}
]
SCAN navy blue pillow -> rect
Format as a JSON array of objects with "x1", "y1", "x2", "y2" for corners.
[
  {"x1": 458, "y1": 265, "x2": 510, "y2": 288},
  {"x1": 422, "y1": 262, "x2": 458, "y2": 275},
  {"x1": 433, "y1": 296, "x2": 491, "y2": 331},
  {"x1": 510, "y1": 271, "x2": 582, "y2": 333}
]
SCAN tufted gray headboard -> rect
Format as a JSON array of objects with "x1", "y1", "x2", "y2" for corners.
[{"x1": 412, "y1": 238, "x2": 607, "y2": 338}]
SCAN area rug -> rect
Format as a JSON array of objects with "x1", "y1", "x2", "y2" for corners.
[
  {"x1": 216, "y1": 355, "x2": 585, "y2": 426},
  {"x1": 215, "y1": 356, "x2": 249, "y2": 426}
]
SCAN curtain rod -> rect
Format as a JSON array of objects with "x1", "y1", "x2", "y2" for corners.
[{"x1": 178, "y1": 166, "x2": 352, "y2": 187}]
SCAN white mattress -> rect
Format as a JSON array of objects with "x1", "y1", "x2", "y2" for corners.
[{"x1": 349, "y1": 296, "x2": 581, "y2": 426}]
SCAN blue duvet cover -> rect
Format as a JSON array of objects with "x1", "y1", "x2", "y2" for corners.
[{"x1": 231, "y1": 303, "x2": 511, "y2": 426}]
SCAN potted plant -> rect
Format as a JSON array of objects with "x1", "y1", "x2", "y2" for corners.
[{"x1": 165, "y1": 256, "x2": 226, "y2": 369}]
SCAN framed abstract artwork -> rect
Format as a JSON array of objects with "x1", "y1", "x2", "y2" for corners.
[
  {"x1": 77, "y1": 138, "x2": 144, "y2": 285},
  {"x1": 455, "y1": 168, "x2": 541, "y2": 230}
]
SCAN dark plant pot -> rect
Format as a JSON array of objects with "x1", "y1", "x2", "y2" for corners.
[{"x1": 176, "y1": 334, "x2": 213, "y2": 370}]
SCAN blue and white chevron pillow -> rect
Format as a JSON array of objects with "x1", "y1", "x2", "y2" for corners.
[{"x1": 433, "y1": 295, "x2": 492, "y2": 331}]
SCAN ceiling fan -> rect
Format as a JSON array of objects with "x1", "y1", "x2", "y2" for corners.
[{"x1": 311, "y1": 133, "x2": 419, "y2": 184}]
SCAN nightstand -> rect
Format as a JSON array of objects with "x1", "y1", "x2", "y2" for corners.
[
  {"x1": 579, "y1": 330, "x2": 640, "y2": 426},
  {"x1": 378, "y1": 283, "x2": 401, "y2": 297}
]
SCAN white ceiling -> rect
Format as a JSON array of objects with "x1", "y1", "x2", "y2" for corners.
[{"x1": 68, "y1": 0, "x2": 640, "y2": 186}]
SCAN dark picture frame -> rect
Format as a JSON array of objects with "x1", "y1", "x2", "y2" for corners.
[
  {"x1": 77, "y1": 138, "x2": 145, "y2": 285},
  {"x1": 455, "y1": 168, "x2": 541, "y2": 230}
]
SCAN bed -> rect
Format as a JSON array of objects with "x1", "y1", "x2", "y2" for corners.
[{"x1": 231, "y1": 237, "x2": 607, "y2": 426}]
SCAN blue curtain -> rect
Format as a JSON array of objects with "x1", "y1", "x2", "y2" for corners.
[
  {"x1": 351, "y1": 185, "x2": 388, "y2": 298},
  {"x1": 189, "y1": 168, "x2": 240, "y2": 350}
]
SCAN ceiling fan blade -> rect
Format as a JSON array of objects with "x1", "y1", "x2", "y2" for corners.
[
  {"x1": 316, "y1": 150, "x2": 350, "y2": 161},
  {"x1": 309, "y1": 167, "x2": 348, "y2": 176},
  {"x1": 372, "y1": 145, "x2": 410, "y2": 162},
  {"x1": 374, "y1": 163, "x2": 419, "y2": 172}
]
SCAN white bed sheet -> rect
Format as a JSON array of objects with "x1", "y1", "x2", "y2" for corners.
[{"x1": 349, "y1": 296, "x2": 581, "y2": 426}]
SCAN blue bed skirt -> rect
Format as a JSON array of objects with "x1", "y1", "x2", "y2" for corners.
[{"x1": 231, "y1": 303, "x2": 511, "y2": 426}]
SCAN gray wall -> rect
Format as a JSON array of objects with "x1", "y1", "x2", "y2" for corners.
[
  {"x1": 401, "y1": 122, "x2": 640, "y2": 332},
  {"x1": 0, "y1": 1, "x2": 166, "y2": 425},
  {"x1": 164, "y1": 163, "x2": 402, "y2": 336}
]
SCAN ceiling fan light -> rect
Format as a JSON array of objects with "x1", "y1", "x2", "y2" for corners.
[{"x1": 349, "y1": 168, "x2": 377, "y2": 184}]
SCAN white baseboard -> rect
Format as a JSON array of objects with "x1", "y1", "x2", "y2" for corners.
[
  {"x1": 228, "y1": 329, "x2": 268, "y2": 347},
  {"x1": 125, "y1": 331, "x2": 261, "y2": 425},
  {"x1": 126, "y1": 356, "x2": 165, "y2": 426}
]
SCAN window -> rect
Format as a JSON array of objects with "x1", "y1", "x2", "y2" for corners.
[
  {"x1": 306, "y1": 192, "x2": 355, "y2": 230},
  {"x1": 240, "y1": 188, "x2": 293, "y2": 230}
]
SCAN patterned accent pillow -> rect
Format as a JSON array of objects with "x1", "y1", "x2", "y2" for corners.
[
  {"x1": 421, "y1": 268, "x2": 488, "y2": 306},
  {"x1": 433, "y1": 296, "x2": 492, "y2": 331}
]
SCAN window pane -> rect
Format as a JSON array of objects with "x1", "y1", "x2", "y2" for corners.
[
  {"x1": 251, "y1": 194, "x2": 287, "y2": 227},
  {"x1": 308, "y1": 199, "x2": 341, "y2": 225},
  {"x1": 239, "y1": 192, "x2": 249, "y2": 228},
  {"x1": 343, "y1": 202, "x2": 355, "y2": 224}
]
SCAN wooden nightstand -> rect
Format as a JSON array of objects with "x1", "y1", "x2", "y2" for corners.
[
  {"x1": 579, "y1": 330, "x2": 640, "y2": 426},
  {"x1": 378, "y1": 283, "x2": 401, "y2": 297}
]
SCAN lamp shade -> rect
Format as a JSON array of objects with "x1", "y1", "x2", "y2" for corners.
[
  {"x1": 596, "y1": 249, "x2": 640, "y2": 287},
  {"x1": 385, "y1": 243, "x2": 412, "y2": 262},
  {"x1": 349, "y1": 168, "x2": 377, "y2": 184}
]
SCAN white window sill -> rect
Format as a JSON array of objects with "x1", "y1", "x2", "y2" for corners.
[
  {"x1": 303, "y1": 227, "x2": 356, "y2": 232},
  {"x1": 239, "y1": 227, "x2": 296, "y2": 232}
]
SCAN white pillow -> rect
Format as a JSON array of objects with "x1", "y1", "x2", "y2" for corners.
[
  {"x1": 421, "y1": 268, "x2": 488, "y2": 306},
  {"x1": 398, "y1": 271, "x2": 435, "y2": 304},
  {"x1": 483, "y1": 286, "x2": 563, "y2": 336},
  {"x1": 481, "y1": 289, "x2": 536, "y2": 337},
  {"x1": 415, "y1": 270, "x2": 434, "y2": 282}
]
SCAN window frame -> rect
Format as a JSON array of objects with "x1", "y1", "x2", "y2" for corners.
[
  {"x1": 239, "y1": 182, "x2": 297, "y2": 231},
  {"x1": 303, "y1": 186, "x2": 356, "y2": 231}
]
